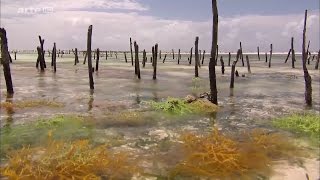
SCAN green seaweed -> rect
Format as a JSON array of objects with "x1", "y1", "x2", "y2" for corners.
[
  {"x1": 148, "y1": 97, "x2": 218, "y2": 115},
  {"x1": 272, "y1": 113, "x2": 320, "y2": 143},
  {"x1": 0, "y1": 115, "x2": 94, "y2": 158}
]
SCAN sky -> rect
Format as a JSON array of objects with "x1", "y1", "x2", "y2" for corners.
[{"x1": 1, "y1": 0, "x2": 319, "y2": 52}]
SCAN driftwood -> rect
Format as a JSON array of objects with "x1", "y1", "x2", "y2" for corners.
[
  {"x1": 87, "y1": 25, "x2": 94, "y2": 90},
  {"x1": 302, "y1": 10, "x2": 312, "y2": 106},
  {"x1": 195, "y1": 37, "x2": 199, "y2": 77},
  {"x1": 209, "y1": 0, "x2": 218, "y2": 104},
  {"x1": 0, "y1": 28, "x2": 14, "y2": 94}
]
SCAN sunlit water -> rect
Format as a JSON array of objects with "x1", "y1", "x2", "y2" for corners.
[{"x1": 0, "y1": 52, "x2": 319, "y2": 178}]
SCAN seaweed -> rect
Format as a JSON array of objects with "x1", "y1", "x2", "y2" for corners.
[
  {"x1": 0, "y1": 115, "x2": 94, "y2": 158},
  {"x1": 272, "y1": 113, "x2": 320, "y2": 143},
  {"x1": 0, "y1": 99, "x2": 64, "y2": 112},
  {"x1": 0, "y1": 139, "x2": 138, "y2": 179},
  {"x1": 170, "y1": 129, "x2": 304, "y2": 179},
  {"x1": 148, "y1": 97, "x2": 218, "y2": 115}
]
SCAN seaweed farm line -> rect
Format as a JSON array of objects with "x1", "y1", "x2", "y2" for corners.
[{"x1": 0, "y1": 52, "x2": 319, "y2": 179}]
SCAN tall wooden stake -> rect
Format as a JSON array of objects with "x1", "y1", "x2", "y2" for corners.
[
  {"x1": 246, "y1": 55, "x2": 251, "y2": 73},
  {"x1": 134, "y1": 42, "x2": 141, "y2": 79},
  {"x1": 0, "y1": 28, "x2": 14, "y2": 94},
  {"x1": 87, "y1": 25, "x2": 94, "y2": 90},
  {"x1": 228, "y1": 52, "x2": 231, "y2": 66},
  {"x1": 178, "y1": 49, "x2": 181, "y2": 64},
  {"x1": 209, "y1": 0, "x2": 218, "y2": 104},
  {"x1": 195, "y1": 37, "x2": 199, "y2": 77},
  {"x1": 315, "y1": 50, "x2": 320, "y2": 70},
  {"x1": 240, "y1": 42, "x2": 244, "y2": 66},
  {"x1": 153, "y1": 44, "x2": 158, "y2": 80},
  {"x1": 302, "y1": 10, "x2": 312, "y2": 106},
  {"x1": 172, "y1": 49, "x2": 175, "y2": 59},
  {"x1": 202, "y1": 50, "x2": 206, "y2": 65},
  {"x1": 130, "y1": 37, "x2": 134, "y2": 66},
  {"x1": 189, "y1": 47, "x2": 193, "y2": 65},
  {"x1": 257, "y1": 46, "x2": 260, "y2": 61},
  {"x1": 220, "y1": 56, "x2": 225, "y2": 74},
  {"x1": 96, "y1": 48, "x2": 100, "y2": 71},
  {"x1": 291, "y1": 37, "x2": 296, "y2": 68},
  {"x1": 53, "y1": 43, "x2": 57, "y2": 72},
  {"x1": 269, "y1": 44, "x2": 273, "y2": 68},
  {"x1": 230, "y1": 49, "x2": 241, "y2": 89}
]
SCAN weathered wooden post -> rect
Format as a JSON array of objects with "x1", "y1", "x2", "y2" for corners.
[
  {"x1": 269, "y1": 44, "x2": 273, "y2": 68},
  {"x1": 240, "y1": 42, "x2": 244, "y2": 66},
  {"x1": 209, "y1": 0, "x2": 218, "y2": 105},
  {"x1": 202, "y1": 50, "x2": 206, "y2": 65},
  {"x1": 285, "y1": 49, "x2": 292, "y2": 63},
  {"x1": 195, "y1": 37, "x2": 199, "y2": 77},
  {"x1": 230, "y1": 49, "x2": 241, "y2": 89},
  {"x1": 163, "y1": 54, "x2": 167, "y2": 63},
  {"x1": 134, "y1": 42, "x2": 141, "y2": 79},
  {"x1": 220, "y1": 56, "x2": 225, "y2": 74},
  {"x1": 53, "y1": 43, "x2": 57, "y2": 72},
  {"x1": 14, "y1": 51, "x2": 17, "y2": 60},
  {"x1": 291, "y1": 37, "x2": 296, "y2": 68},
  {"x1": 96, "y1": 48, "x2": 100, "y2": 71},
  {"x1": 257, "y1": 46, "x2": 260, "y2": 61},
  {"x1": 228, "y1": 52, "x2": 231, "y2": 66},
  {"x1": 178, "y1": 49, "x2": 181, "y2": 64},
  {"x1": 74, "y1": 48, "x2": 79, "y2": 65},
  {"x1": 265, "y1": 52, "x2": 268, "y2": 63},
  {"x1": 172, "y1": 49, "x2": 175, "y2": 59},
  {"x1": 93, "y1": 49, "x2": 96, "y2": 60},
  {"x1": 215, "y1": 45, "x2": 219, "y2": 63},
  {"x1": 51, "y1": 48, "x2": 54, "y2": 67},
  {"x1": 151, "y1": 46, "x2": 154, "y2": 65},
  {"x1": 115, "y1": 51, "x2": 118, "y2": 59},
  {"x1": 246, "y1": 55, "x2": 251, "y2": 73},
  {"x1": 302, "y1": 10, "x2": 312, "y2": 106},
  {"x1": 83, "y1": 52, "x2": 87, "y2": 64},
  {"x1": 159, "y1": 50, "x2": 162, "y2": 59},
  {"x1": 315, "y1": 50, "x2": 320, "y2": 70},
  {"x1": 37, "y1": 47, "x2": 45, "y2": 71},
  {"x1": 87, "y1": 25, "x2": 94, "y2": 90},
  {"x1": 153, "y1": 44, "x2": 158, "y2": 80},
  {"x1": 143, "y1": 49, "x2": 146, "y2": 68},
  {"x1": 0, "y1": 28, "x2": 14, "y2": 94},
  {"x1": 189, "y1": 47, "x2": 193, "y2": 65},
  {"x1": 130, "y1": 37, "x2": 134, "y2": 66},
  {"x1": 39, "y1": 36, "x2": 46, "y2": 68},
  {"x1": 124, "y1": 52, "x2": 128, "y2": 63},
  {"x1": 106, "y1": 51, "x2": 108, "y2": 60}
]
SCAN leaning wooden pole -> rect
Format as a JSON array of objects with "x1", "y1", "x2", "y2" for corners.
[
  {"x1": 284, "y1": 49, "x2": 292, "y2": 63},
  {"x1": 302, "y1": 10, "x2": 312, "y2": 106},
  {"x1": 189, "y1": 47, "x2": 193, "y2": 65},
  {"x1": 291, "y1": 37, "x2": 296, "y2": 68},
  {"x1": 0, "y1": 28, "x2": 14, "y2": 94},
  {"x1": 87, "y1": 25, "x2": 94, "y2": 90},
  {"x1": 195, "y1": 37, "x2": 200, "y2": 77},
  {"x1": 209, "y1": 0, "x2": 218, "y2": 105}
]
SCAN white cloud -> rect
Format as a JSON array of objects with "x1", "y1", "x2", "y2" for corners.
[{"x1": 1, "y1": 2, "x2": 319, "y2": 53}]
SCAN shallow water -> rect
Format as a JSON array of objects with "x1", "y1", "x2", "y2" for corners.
[{"x1": 0, "y1": 52, "x2": 319, "y2": 178}]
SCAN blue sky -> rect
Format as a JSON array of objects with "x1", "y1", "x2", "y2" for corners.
[
  {"x1": 139, "y1": 0, "x2": 319, "y2": 21},
  {"x1": 1, "y1": 0, "x2": 319, "y2": 51}
]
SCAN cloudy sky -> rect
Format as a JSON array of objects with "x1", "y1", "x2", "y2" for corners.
[{"x1": 1, "y1": 0, "x2": 319, "y2": 52}]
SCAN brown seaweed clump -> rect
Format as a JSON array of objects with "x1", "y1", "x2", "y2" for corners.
[
  {"x1": 1, "y1": 139, "x2": 138, "y2": 179},
  {"x1": 170, "y1": 129, "x2": 304, "y2": 179},
  {"x1": 0, "y1": 99, "x2": 64, "y2": 112}
]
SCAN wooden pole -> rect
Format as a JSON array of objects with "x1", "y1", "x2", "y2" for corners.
[
  {"x1": 96, "y1": 48, "x2": 100, "y2": 71},
  {"x1": 178, "y1": 49, "x2": 181, "y2": 64},
  {"x1": 240, "y1": 42, "x2": 244, "y2": 66},
  {"x1": 215, "y1": 45, "x2": 219, "y2": 63},
  {"x1": 134, "y1": 42, "x2": 141, "y2": 79},
  {"x1": 230, "y1": 49, "x2": 241, "y2": 89},
  {"x1": 124, "y1": 52, "x2": 127, "y2": 63},
  {"x1": 269, "y1": 44, "x2": 273, "y2": 68},
  {"x1": 246, "y1": 55, "x2": 251, "y2": 73},
  {"x1": 38, "y1": 36, "x2": 46, "y2": 69},
  {"x1": 87, "y1": 25, "x2": 94, "y2": 90},
  {"x1": 53, "y1": 43, "x2": 57, "y2": 72},
  {"x1": 130, "y1": 38, "x2": 134, "y2": 66},
  {"x1": 0, "y1": 28, "x2": 14, "y2": 94},
  {"x1": 14, "y1": 51, "x2": 16, "y2": 60},
  {"x1": 257, "y1": 46, "x2": 260, "y2": 61},
  {"x1": 265, "y1": 52, "x2": 268, "y2": 63},
  {"x1": 153, "y1": 44, "x2": 158, "y2": 80},
  {"x1": 172, "y1": 49, "x2": 175, "y2": 59},
  {"x1": 195, "y1": 37, "x2": 199, "y2": 77},
  {"x1": 83, "y1": 52, "x2": 87, "y2": 64},
  {"x1": 106, "y1": 51, "x2": 108, "y2": 60},
  {"x1": 143, "y1": 49, "x2": 146, "y2": 68},
  {"x1": 202, "y1": 50, "x2": 205, "y2": 65},
  {"x1": 228, "y1": 52, "x2": 231, "y2": 66},
  {"x1": 189, "y1": 47, "x2": 193, "y2": 65},
  {"x1": 74, "y1": 48, "x2": 79, "y2": 65},
  {"x1": 315, "y1": 50, "x2": 320, "y2": 70},
  {"x1": 209, "y1": 0, "x2": 218, "y2": 104},
  {"x1": 220, "y1": 56, "x2": 225, "y2": 74},
  {"x1": 151, "y1": 46, "x2": 154, "y2": 65},
  {"x1": 159, "y1": 50, "x2": 162, "y2": 59},
  {"x1": 302, "y1": 10, "x2": 312, "y2": 106},
  {"x1": 291, "y1": 37, "x2": 296, "y2": 68},
  {"x1": 284, "y1": 49, "x2": 292, "y2": 63}
]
